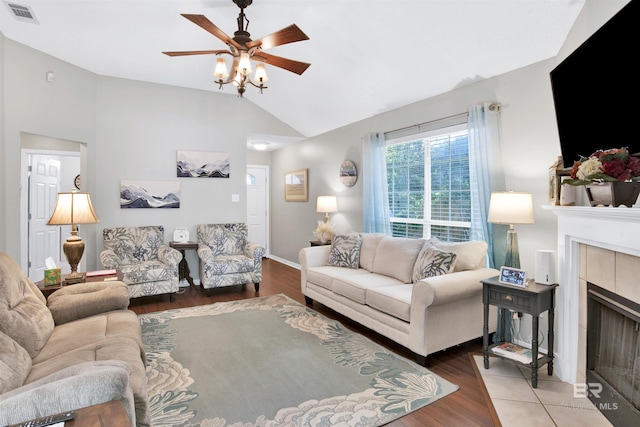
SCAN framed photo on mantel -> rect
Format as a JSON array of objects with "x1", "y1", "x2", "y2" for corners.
[{"x1": 284, "y1": 169, "x2": 308, "y2": 202}]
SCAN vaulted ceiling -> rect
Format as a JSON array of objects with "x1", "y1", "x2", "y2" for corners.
[{"x1": 1, "y1": 0, "x2": 585, "y2": 140}]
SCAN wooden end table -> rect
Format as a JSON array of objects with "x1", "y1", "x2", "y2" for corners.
[
  {"x1": 8, "y1": 400, "x2": 129, "y2": 426},
  {"x1": 482, "y1": 275, "x2": 557, "y2": 388},
  {"x1": 36, "y1": 270, "x2": 123, "y2": 298},
  {"x1": 169, "y1": 241, "x2": 198, "y2": 287}
]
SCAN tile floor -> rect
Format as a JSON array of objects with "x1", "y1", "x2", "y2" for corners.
[{"x1": 473, "y1": 355, "x2": 614, "y2": 426}]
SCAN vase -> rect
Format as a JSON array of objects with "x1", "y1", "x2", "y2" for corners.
[{"x1": 584, "y1": 182, "x2": 640, "y2": 207}]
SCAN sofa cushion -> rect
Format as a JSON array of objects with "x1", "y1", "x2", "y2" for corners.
[
  {"x1": 306, "y1": 266, "x2": 369, "y2": 291},
  {"x1": 0, "y1": 253, "x2": 55, "y2": 358},
  {"x1": 372, "y1": 237, "x2": 425, "y2": 283},
  {"x1": 366, "y1": 284, "x2": 413, "y2": 322},
  {"x1": 412, "y1": 244, "x2": 457, "y2": 283},
  {"x1": 120, "y1": 260, "x2": 176, "y2": 285},
  {"x1": 327, "y1": 234, "x2": 363, "y2": 269},
  {"x1": 359, "y1": 233, "x2": 387, "y2": 271},
  {"x1": 432, "y1": 239, "x2": 488, "y2": 272},
  {"x1": 0, "y1": 331, "x2": 31, "y2": 394},
  {"x1": 332, "y1": 273, "x2": 404, "y2": 304}
]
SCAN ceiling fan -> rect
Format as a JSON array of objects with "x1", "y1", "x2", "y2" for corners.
[{"x1": 163, "y1": 0, "x2": 310, "y2": 96}]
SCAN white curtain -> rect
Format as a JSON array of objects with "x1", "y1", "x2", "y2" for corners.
[
  {"x1": 362, "y1": 133, "x2": 391, "y2": 234},
  {"x1": 468, "y1": 102, "x2": 505, "y2": 269}
]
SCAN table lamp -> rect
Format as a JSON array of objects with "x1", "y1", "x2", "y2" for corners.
[
  {"x1": 487, "y1": 191, "x2": 534, "y2": 268},
  {"x1": 47, "y1": 190, "x2": 99, "y2": 284},
  {"x1": 316, "y1": 195, "x2": 338, "y2": 223}
]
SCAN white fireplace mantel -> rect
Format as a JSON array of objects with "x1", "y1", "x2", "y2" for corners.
[{"x1": 542, "y1": 205, "x2": 640, "y2": 383}]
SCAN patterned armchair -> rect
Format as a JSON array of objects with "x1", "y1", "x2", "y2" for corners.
[
  {"x1": 100, "y1": 225, "x2": 182, "y2": 301},
  {"x1": 197, "y1": 223, "x2": 265, "y2": 294}
]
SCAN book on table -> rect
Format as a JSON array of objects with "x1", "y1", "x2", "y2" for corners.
[
  {"x1": 491, "y1": 342, "x2": 544, "y2": 364},
  {"x1": 85, "y1": 269, "x2": 117, "y2": 277}
]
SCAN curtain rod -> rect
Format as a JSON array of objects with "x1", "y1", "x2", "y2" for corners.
[
  {"x1": 384, "y1": 112, "x2": 468, "y2": 139},
  {"x1": 383, "y1": 102, "x2": 501, "y2": 139}
]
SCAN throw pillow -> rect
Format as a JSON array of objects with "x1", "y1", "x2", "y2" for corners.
[
  {"x1": 372, "y1": 236, "x2": 425, "y2": 283},
  {"x1": 328, "y1": 234, "x2": 363, "y2": 269},
  {"x1": 0, "y1": 331, "x2": 31, "y2": 394},
  {"x1": 432, "y1": 239, "x2": 488, "y2": 272},
  {"x1": 412, "y1": 244, "x2": 457, "y2": 283}
]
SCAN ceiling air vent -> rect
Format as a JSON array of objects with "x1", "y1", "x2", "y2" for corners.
[{"x1": 4, "y1": 2, "x2": 39, "y2": 24}]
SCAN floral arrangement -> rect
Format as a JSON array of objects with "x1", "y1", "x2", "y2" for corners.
[
  {"x1": 563, "y1": 147, "x2": 640, "y2": 186},
  {"x1": 313, "y1": 220, "x2": 333, "y2": 243}
]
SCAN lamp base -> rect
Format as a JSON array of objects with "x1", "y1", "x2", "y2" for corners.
[
  {"x1": 504, "y1": 229, "x2": 521, "y2": 268},
  {"x1": 63, "y1": 234, "x2": 86, "y2": 284},
  {"x1": 63, "y1": 272, "x2": 86, "y2": 285}
]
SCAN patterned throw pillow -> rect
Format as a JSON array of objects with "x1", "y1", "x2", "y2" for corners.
[
  {"x1": 328, "y1": 234, "x2": 363, "y2": 269},
  {"x1": 412, "y1": 244, "x2": 457, "y2": 283}
]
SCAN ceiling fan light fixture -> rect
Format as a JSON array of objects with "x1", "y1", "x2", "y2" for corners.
[
  {"x1": 253, "y1": 63, "x2": 268, "y2": 84},
  {"x1": 238, "y1": 51, "x2": 252, "y2": 76},
  {"x1": 214, "y1": 57, "x2": 229, "y2": 80}
]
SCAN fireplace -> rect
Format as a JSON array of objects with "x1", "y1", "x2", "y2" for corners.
[
  {"x1": 543, "y1": 206, "x2": 640, "y2": 403},
  {"x1": 587, "y1": 282, "x2": 640, "y2": 425}
]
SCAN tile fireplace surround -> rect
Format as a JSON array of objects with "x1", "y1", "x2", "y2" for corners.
[{"x1": 543, "y1": 205, "x2": 640, "y2": 385}]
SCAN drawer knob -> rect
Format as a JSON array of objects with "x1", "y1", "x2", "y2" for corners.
[{"x1": 504, "y1": 295, "x2": 513, "y2": 302}]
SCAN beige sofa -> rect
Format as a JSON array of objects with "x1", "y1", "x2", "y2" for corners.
[
  {"x1": 0, "y1": 253, "x2": 149, "y2": 427},
  {"x1": 299, "y1": 233, "x2": 499, "y2": 364}
]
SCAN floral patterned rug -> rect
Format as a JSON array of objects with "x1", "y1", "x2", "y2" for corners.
[{"x1": 139, "y1": 294, "x2": 458, "y2": 427}]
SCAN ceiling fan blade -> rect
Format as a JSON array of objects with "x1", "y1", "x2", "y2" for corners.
[
  {"x1": 253, "y1": 52, "x2": 310, "y2": 75},
  {"x1": 246, "y1": 24, "x2": 309, "y2": 50},
  {"x1": 181, "y1": 14, "x2": 242, "y2": 50},
  {"x1": 163, "y1": 50, "x2": 230, "y2": 57}
]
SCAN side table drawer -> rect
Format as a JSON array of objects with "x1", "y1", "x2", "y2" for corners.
[{"x1": 488, "y1": 288, "x2": 531, "y2": 311}]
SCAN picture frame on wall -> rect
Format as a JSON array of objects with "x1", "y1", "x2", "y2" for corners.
[
  {"x1": 284, "y1": 169, "x2": 308, "y2": 202},
  {"x1": 176, "y1": 150, "x2": 230, "y2": 178},
  {"x1": 120, "y1": 180, "x2": 181, "y2": 208}
]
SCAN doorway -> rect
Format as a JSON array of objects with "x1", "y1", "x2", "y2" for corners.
[
  {"x1": 247, "y1": 165, "x2": 269, "y2": 256},
  {"x1": 20, "y1": 134, "x2": 84, "y2": 281}
]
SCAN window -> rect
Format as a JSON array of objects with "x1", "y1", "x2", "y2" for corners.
[{"x1": 386, "y1": 124, "x2": 471, "y2": 241}]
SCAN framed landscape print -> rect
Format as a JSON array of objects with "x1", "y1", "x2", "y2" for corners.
[
  {"x1": 177, "y1": 150, "x2": 230, "y2": 178},
  {"x1": 284, "y1": 169, "x2": 308, "y2": 202},
  {"x1": 120, "y1": 180, "x2": 181, "y2": 208}
]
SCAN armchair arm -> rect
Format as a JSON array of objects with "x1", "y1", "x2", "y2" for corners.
[
  {"x1": 47, "y1": 281, "x2": 130, "y2": 325},
  {"x1": 245, "y1": 242, "x2": 265, "y2": 266},
  {"x1": 100, "y1": 249, "x2": 122, "y2": 270},
  {"x1": 197, "y1": 244, "x2": 214, "y2": 263},
  {"x1": 0, "y1": 361, "x2": 136, "y2": 427},
  {"x1": 157, "y1": 245, "x2": 182, "y2": 267}
]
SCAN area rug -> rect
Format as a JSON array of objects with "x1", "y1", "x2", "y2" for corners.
[{"x1": 139, "y1": 294, "x2": 458, "y2": 427}]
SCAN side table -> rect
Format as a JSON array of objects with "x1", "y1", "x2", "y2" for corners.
[
  {"x1": 36, "y1": 270, "x2": 123, "y2": 298},
  {"x1": 8, "y1": 400, "x2": 129, "y2": 426},
  {"x1": 169, "y1": 241, "x2": 199, "y2": 287},
  {"x1": 309, "y1": 240, "x2": 331, "y2": 246},
  {"x1": 482, "y1": 275, "x2": 558, "y2": 388}
]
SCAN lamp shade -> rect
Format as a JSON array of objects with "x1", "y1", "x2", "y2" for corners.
[
  {"x1": 316, "y1": 196, "x2": 338, "y2": 214},
  {"x1": 47, "y1": 191, "x2": 99, "y2": 225},
  {"x1": 487, "y1": 191, "x2": 534, "y2": 225}
]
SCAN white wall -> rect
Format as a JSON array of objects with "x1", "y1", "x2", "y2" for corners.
[
  {"x1": 1, "y1": 38, "x2": 302, "y2": 277},
  {"x1": 269, "y1": 0, "x2": 630, "y2": 270}
]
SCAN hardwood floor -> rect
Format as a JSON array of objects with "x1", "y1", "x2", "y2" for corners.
[{"x1": 129, "y1": 258, "x2": 497, "y2": 426}]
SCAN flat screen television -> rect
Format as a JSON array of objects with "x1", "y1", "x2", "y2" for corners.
[{"x1": 550, "y1": 0, "x2": 639, "y2": 168}]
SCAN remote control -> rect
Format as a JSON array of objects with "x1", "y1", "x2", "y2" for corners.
[{"x1": 13, "y1": 410, "x2": 75, "y2": 427}]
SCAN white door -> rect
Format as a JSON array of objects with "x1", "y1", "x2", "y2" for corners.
[
  {"x1": 28, "y1": 155, "x2": 64, "y2": 280},
  {"x1": 247, "y1": 165, "x2": 269, "y2": 255}
]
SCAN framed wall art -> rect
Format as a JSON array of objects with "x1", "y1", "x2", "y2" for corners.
[
  {"x1": 284, "y1": 169, "x2": 308, "y2": 202},
  {"x1": 120, "y1": 180, "x2": 181, "y2": 208},
  {"x1": 177, "y1": 150, "x2": 230, "y2": 178}
]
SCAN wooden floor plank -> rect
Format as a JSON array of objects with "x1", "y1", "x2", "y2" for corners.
[{"x1": 129, "y1": 258, "x2": 495, "y2": 426}]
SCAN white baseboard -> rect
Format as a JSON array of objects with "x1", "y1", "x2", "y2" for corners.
[{"x1": 267, "y1": 255, "x2": 300, "y2": 270}]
